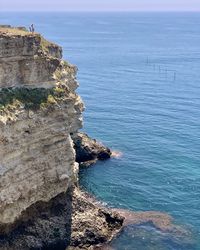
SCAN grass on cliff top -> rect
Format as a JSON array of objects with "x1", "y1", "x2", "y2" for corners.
[
  {"x1": 0, "y1": 87, "x2": 66, "y2": 111},
  {"x1": 0, "y1": 27, "x2": 29, "y2": 36}
]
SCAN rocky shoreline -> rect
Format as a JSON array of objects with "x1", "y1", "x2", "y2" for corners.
[
  {"x1": 0, "y1": 129, "x2": 123, "y2": 250},
  {"x1": 0, "y1": 187, "x2": 124, "y2": 250}
]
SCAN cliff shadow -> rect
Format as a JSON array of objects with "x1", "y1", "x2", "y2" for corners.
[{"x1": 0, "y1": 187, "x2": 73, "y2": 250}]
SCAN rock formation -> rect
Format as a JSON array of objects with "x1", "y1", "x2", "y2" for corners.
[
  {"x1": 0, "y1": 26, "x2": 123, "y2": 249},
  {"x1": 0, "y1": 187, "x2": 123, "y2": 250},
  {"x1": 73, "y1": 132, "x2": 112, "y2": 168}
]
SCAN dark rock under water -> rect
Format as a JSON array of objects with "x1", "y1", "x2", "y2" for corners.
[{"x1": 103, "y1": 209, "x2": 197, "y2": 250}]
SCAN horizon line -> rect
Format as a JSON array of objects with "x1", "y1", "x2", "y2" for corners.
[{"x1": 1, "y1": 10, "x2": 200, "y2": 13}]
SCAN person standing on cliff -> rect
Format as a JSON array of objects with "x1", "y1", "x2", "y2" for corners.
[{"x1": 29, "y1": 24, "x2": 35, "y2": 33}]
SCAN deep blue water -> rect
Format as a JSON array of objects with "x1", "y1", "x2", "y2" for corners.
[{"x1": 1, "y1": 12, "x2": 200, "y2": 249}]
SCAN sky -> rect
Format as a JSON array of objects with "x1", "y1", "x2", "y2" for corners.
[{"x1": 1, "y1": 0, "x2": 200, "y2": 12}]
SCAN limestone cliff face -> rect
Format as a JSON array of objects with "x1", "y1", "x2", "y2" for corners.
[
  {"x1": 0, "y1": 26, "x2": 62, "y2": 88},
  {"x1": 0, "y1": 26, "x2": 84, "y2": 230}
]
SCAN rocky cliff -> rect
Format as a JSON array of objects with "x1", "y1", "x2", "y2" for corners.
[
  {"x1": 0, "y1": 26, "x2": 122, "y2": 249},
  {"x1": 0, "y1": 26, "x2": 83, "y2": 231}
]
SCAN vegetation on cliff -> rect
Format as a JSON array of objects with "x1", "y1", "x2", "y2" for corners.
[
  {"x1": 0, "y1": 26, "x2": 28, "y2": 35},
  {"x1": 0, "y1": 86, "x2": 67, "y2": 111}
]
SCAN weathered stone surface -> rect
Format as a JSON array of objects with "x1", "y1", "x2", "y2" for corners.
[
  {"x1": 0, "y1": 187, "x2": 124, "y2": 250},
  {"x1": 0, "y1": 27, "x2": 62, "y2": 88},
  {"x1": 73, "y1": 132, "x2": 112, "y2": 167}
]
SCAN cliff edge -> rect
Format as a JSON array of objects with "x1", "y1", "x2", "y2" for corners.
[{"x1": 0, "y1": 26, "x2": 123, "y2": 249}]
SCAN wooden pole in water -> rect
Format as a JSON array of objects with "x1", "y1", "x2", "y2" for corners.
[{"x1": 174, "y1": 72, "x2": 176, "y2": 81}]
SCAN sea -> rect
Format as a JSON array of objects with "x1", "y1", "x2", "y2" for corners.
[{"x1": 1, "y1": 12, "x2": 200, "y2": 250}]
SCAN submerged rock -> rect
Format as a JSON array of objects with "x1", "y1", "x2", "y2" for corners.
[{"x1": 107, "y1": 209, "x2": 196, "y2": 250}]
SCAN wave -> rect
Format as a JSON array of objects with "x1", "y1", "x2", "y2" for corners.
[{"x1": 111, "y1": 151, "x2": 123, "y2": 159}]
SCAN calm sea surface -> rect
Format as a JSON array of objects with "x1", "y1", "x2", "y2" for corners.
[{"x1": 1, "y1": 12, "x2": 200, "y2": 249}]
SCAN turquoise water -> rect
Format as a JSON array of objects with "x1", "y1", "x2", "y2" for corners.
[{"x1": 1, "y1": 12, "x2": 200, "y2": 249}]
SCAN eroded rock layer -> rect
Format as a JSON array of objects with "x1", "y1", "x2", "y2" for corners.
[
  {"x1": 0, "y1": 187, "x2": 123, "y2": 250},
  {"x1": 0, "y1": 25, "x2": 62, "y2": 88}
]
